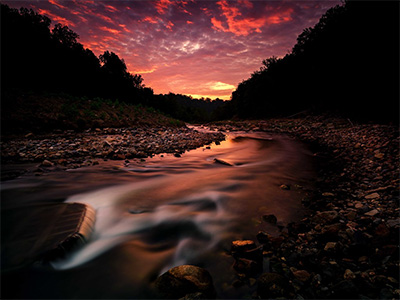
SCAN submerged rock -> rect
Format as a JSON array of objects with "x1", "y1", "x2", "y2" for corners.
[{"x1": 155, "y1": 265, "x2": 216, "y2": 299}]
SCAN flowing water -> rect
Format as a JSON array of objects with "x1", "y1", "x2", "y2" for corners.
[{"x1": 1, "y1": 128, "x2": 315, "y2": 299}]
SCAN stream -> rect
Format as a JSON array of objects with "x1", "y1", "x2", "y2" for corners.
[{"x1": 1, "y1": 128, "x2": 315, "y2": 299}]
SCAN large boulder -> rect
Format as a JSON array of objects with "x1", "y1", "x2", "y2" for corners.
[{"x1": 155, "y1": 265, "x2": 216, "y2": 299}]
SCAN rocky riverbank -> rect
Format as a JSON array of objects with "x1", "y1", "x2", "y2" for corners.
[
  {"x1": 0, "y1": 126, "x2": 225, "y2": 180},
  {"x1": 207, "y1": 116, "x2": 399, "y2": 299}
]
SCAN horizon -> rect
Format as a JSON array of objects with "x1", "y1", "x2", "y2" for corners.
[{"x1": 3, "y1": 0, "x2": 341, "y2": 100}]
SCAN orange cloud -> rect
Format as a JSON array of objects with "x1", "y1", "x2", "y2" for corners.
[
  {"x1": 267, "y1": 8, "x2": 294, "y2": 24},
  {"x1": 154, "y1": 0, "x2": 173, "y2": 14},
  {"x1": 142, "y1": 16, "x2": 159, "y2": 24},
  {"x1": 104, "y1": 5, "x2": 118, "y2": 13},
  {"x1": 99, "y1": 26, "x2": 121, "y2": 35},
  {"x1": 119, "y1": 24, "x2": 131, "y2": 33},
  {"x1": 211, "y1": 1, "x2": 293, "y2": 36},
  {"x1": 211, "y1": 0, "x2": 267, "y2": 36},
  {"x1": 165, "y1": 20, "x2": 174, "y2": 30},
  {"x1": 37, "y1": 8, "x2": 75, "y2": 27},
  {"x1": 49, "y1": 0, "x2": 67, "y2": 10}
]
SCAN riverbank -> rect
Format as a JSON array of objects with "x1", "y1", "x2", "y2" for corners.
[
  {"x1": 1, "y1": 126, "x2": 225, "y2": 180},
  {"x1": 208, "y1": 116, "x2": 399, "y2": 299},
  {"x1": 1, "y1": 116, "x2": 398, "y2": 299}
]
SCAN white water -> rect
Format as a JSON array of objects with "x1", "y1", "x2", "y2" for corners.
[{"x1": 2, "y1": 130, "x2": 315, "y2": 298}]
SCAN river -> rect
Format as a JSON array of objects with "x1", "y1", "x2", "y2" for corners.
[{"x1": 1, "y1": 128, "x2": 315, "y2": 299}]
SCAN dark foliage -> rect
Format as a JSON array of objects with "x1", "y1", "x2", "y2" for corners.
[
  {"x1": 228, "y1": 1, "x2": 399, "y2": 123},
  {"x1": 1, "y1": 4, "x2": 223, "y2": 123}
]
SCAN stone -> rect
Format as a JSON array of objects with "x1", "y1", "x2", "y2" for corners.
[
  {"x1": 313, "y1": 211, "x2": 338, "y2": 224},
  {"x1": 213, "y1": 158, "x2": 232, "y2": 166},
  {"x1": 280, "y1": 184, "x2": 290, "y2": 190},
  {"x1": 155, "y1": 265, "x2": 216, "y2": 299},
  {"x1": 256, "y1": 231, "x2": 271, "y2": 244},
  {"x1": 324, "y1": 242, "x2": 337, "y2": 251},
  {"x1": 262, "y1": 214, "x2": 277, "y2": 224},
  {"x1": 292, "y1": 269, "x2": 311, "y2": 282},
  {"x1": 344, "y1": 269, "x2": 356, "y2": 280},
  {"x1": 322, "y1": 192, "x2": 334, "y2": 197},
  {"x1": 233, "y1": 258, "x2": 261, "y2": 275},
  {"x1": 231, "y1": 240, "x2": 257, "y2": 253},
  {"x1": 257, "y1": 273, "x2": 293, "y2": 299},
  {"x1": 41, "y1": 159, "x2": 54, "y2": 167},
  {"x1": 364, "y1": 209, "x2": 379, "y2": 217},
  {"x1": 365, "y1": 192, "x2": 380, "y2": 199}
]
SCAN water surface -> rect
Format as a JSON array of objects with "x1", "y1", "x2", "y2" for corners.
[{"x1": 1, "y1": 129, "x2": 315, "y2": 299}]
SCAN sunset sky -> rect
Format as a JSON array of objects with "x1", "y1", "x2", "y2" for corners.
[{"x1": 4, "y1": 0, "x2": 340, "y2": 100}]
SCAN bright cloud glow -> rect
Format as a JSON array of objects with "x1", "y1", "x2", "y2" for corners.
[{"x1": 4, "y1": 0, "x2": 341, "y2": 100}]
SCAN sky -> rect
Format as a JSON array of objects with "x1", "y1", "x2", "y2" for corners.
[{"x1": 4, "y1": 0, "x2": 341, "y2": 100}]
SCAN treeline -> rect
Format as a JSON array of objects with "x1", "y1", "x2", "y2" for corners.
[
  {"x1": 1, "y1": 4, "x2": 223, "y2": 123},
  {"x1": 224, "y1": 1, "x2": 399, "y2": 122}
]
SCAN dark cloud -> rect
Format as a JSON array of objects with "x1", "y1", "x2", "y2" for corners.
[{"x1": 3, "y1": 0, "x2": 341, "y2": 99}]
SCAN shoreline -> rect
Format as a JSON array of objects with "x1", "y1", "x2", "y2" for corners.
[
  {"x1": 209, "y1": 116, "x2": 399, "y2": 299},
  {"x1": 1, "y1": 116, "x2": 399, "y2": 298}
]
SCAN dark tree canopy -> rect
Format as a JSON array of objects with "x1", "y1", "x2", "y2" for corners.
[{"x1": 228, "y1": 1, "x2": 399, "y2": 123}]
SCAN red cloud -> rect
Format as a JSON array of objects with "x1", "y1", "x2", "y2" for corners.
[
  {"x1": 154, "y1": 0, "x2": 173, "y2": 14},
  {"x1": 104, "y1": 5, "x2": 118, "y2": 13},
  {"x1": 211, "y1": 1, "x2": 293, "y2": 36},
  {"x1": 267, "y1": 8, "x2": 294, "y2": 24},
  {"x1": 142, "y1": 16, "x2": 159, "y2": 24},
  {"x1": 165, "y1": 20, "x2": 174, "y2": 30},
  {"x1": 49, "y1": 0, "x2": 67, "y2": 10},
  {"x1": 37, "y1": 8, "x2": 75, "y2": 27},
  {"x1": 99, "y1": 26, "x2": 121, "y2": 35}
]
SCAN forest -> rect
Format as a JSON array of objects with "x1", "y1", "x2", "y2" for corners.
[
  {"x1": 224, "y1": 1, "x2": 399, "y2": 122},
  {"x1": 1, "y1": 1, "x2": 399, "y2": 125}
]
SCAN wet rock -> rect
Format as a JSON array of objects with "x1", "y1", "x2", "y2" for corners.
[
  {"x1": 233, "y1": 258, "x2": 262, "y2": 275},
  {"x1": 324, "y1": 242, "x2": 337, "y2": 251},
  {"x1": 262, "y1": 214, "x2": 277, "y2": 224},
  {"x1": 213, "y1": 158, "x2": 232, "y2": 166},
  {"x1": 292, "y1": 269, "x2": 311, "y2": 282},
  {"x1": 344, "y1": 269, "x2": 356, "y2": 280},
  {"x1": 231, "y1": 240, "x2": 257, "y2": 253},
  {"x1": 256, "y1": 231, "x2": 270, "y2": 244},
  {"x1": 257, "y1": 272, "x2": 294, "y2": 299},
  {"x1": 280, "y1": 184, "x2": 290, "y2": 190},
  {"x1": 365, "y1": 192, "x2": 380, "y2": 199},
  {"x1": 364, "y1": 209, "x2": 379, "y2": 217},
  {"x1": 155, "y1": 265, "x2": 216, "y2": 299},
  {"x1": 313, "y1": 211, "x2": 339, "y2": 224},
  {"x1": 41, "y1": 159, "x2": 54, "y2": 167}
]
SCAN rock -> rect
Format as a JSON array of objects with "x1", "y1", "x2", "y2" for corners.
[
  {"x1": 280, "y1": 184, "x2": 290, "y2": 190},
  {"x1": 344, "y1": 269, "x2": 356, "y2": 280},
  {"x1": 322, "y1": 192, "x2": 334, "y2": 197},
  {"x1": 364, "y1": 209, "x2": 379, "y2": 217},
  {"x1": 231, "y1": 240, "x2": 257, "y2": 253},
  {"x1": 256, "y1": 231, "x2": 271, "y2": 244},
  {"x1": 292, "y1": 269, "x2": 311, "y2": 282},
  {"x1": 233, "y1": 258, "x2": 262, "y2": 275},
  {"x1": 262, "y1": 214, "x2": 277, "y2": 224},
  {"x1": 25, "y1": 132, "x2": 34, "y2": 138},
  {"x1": 213, "y1": 158, "x2": 232, "y2": 166},
  {"x1": 41, "y1": 159, "x2": 54, "y2": 167},
  {"x1": 324, "y1": 242, "x2": 337, "y2": 251},
  {"x1": 313, "y1": 211, "x2": 339, "y2": 224},
  {"x1": 155, "y1": 265, "x2": 216, "y2": 299},
  {"x1": 257, "y1": 273, "x2": 293, "y2": 299},
  {"x1": 365, "y1": 192, "x2": 380, "y2": 199},
  {"x1": 374, "y1": 223, "x2": 390, "y2": 237}
]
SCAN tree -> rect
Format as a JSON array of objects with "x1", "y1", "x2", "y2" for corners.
[{"x1": 52, "y1": 23, "x2": 79, "y2": 47}]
